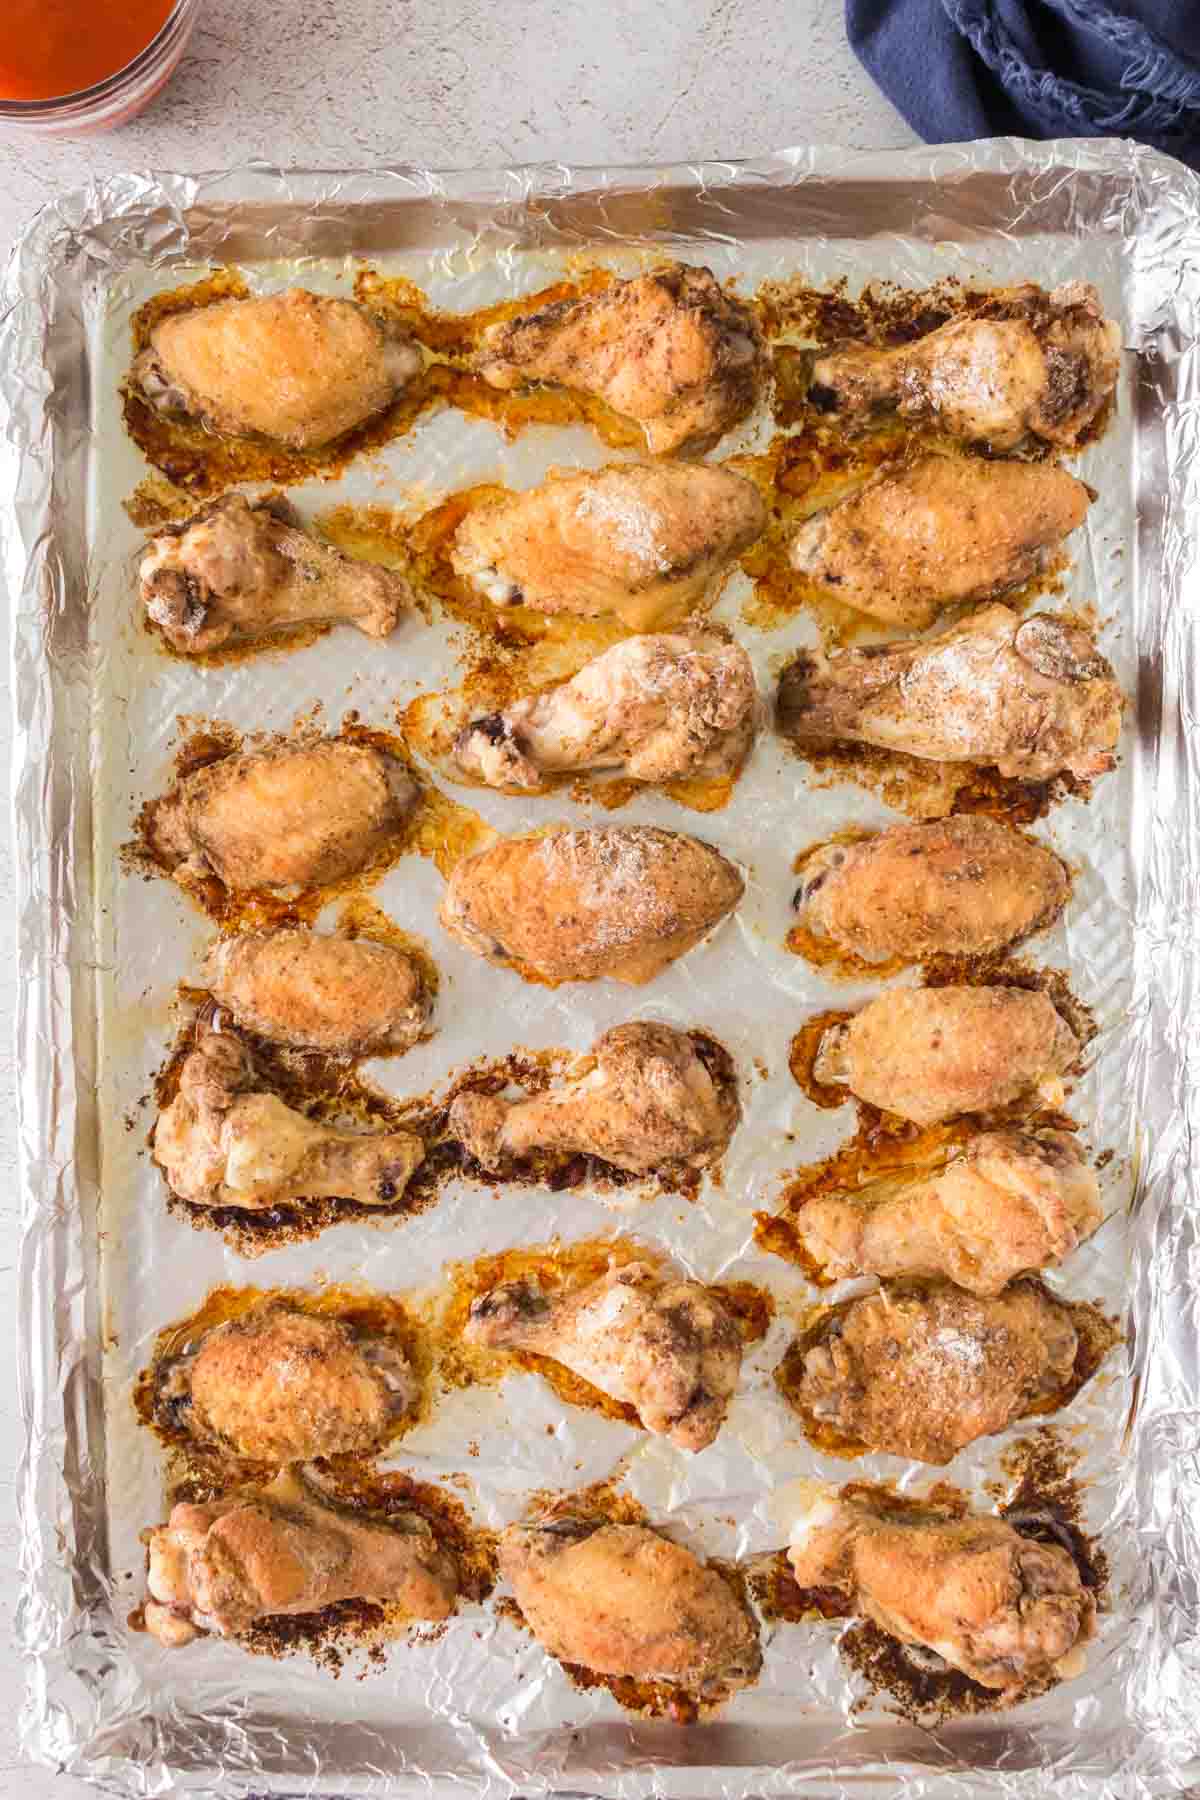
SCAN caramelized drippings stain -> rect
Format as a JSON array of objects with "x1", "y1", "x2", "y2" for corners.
[
  {"x1": 745, "y1": 1548, "x2": 850, "y2": 1624},
  {"x1": 786, "y1": 1009, "x2": 856, "y2": 1111}
]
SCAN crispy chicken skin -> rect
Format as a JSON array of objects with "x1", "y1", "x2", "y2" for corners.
[
  {"x1": 449, "y1": 1022, "x2": 739, "y2": 1175},
  {"x1": 465, "y1": 1260, "x2": 743, "y2": 1451},
  {"x1": 440, "y1": 826, "x2": 743, "y2": 985},
  {"x1": 795, "y1": 816, "x2": 1069, "y2": 964},
  {"x1": 814, "y1": 986, "x2": 1080, "y2": 1126},
  {"x1": 450, "y1": 463, "x2": 765, "y2": 628},
  {"x1": 788, "y1": 1486, "x2": 1094, "y2": 1692},
  {"x1": 809, "y1": 282, "x2": 1120, "y2": 451},
  {"x1": 204, "y1": 928, "x2": 430, "y2": 1055},
  {"x1": 454, "y1": 632, "x2": 759, "y2": 792},
  {"x1": 789, "y1": 455, "x2": 1091, "y2": 629},
  {"x1": 792, "y1": 1281, "x2": 1079, "y2": 1464},
  {"x1": 476, "y1": 265, "x2": 765, "y2": 455},
  {"x1": 147, "y1": 739, "x2": 417, "y2": 894},
  {"x1": 153, "y1": 1024, "x2": 424, "y2": 1212},
  {"x1": 132, "y1": 288, "x2": 422, "y2": 450},
  {"x1": 142, "y1": 1469, "x2": 457, "y2": 1648},
  {"x1": 140, "y1": 493, "x2": 411, "y2": 654},
  {"x1": 777, "y1": 604, "x2": 1122, "y2": 783},
  {"x1": 157, "y1": 1303, "x2": 417, "y2": 1463},
  {"x1": 500, "y1": 1516, "x2": 761, "y2": 1686},
  {"x1": 791, "y1": 1128, "x2": 1102, "y2": 1296}
]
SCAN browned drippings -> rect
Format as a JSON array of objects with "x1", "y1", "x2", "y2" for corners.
[
  {"x1": 744, "y1": 1548, "x2": 851, "y2": 1625},
  {"x1": 753, "y1": 274, "x2": 977, "y2": 351},
  {"x1": 785, "y1": 1008, "x2": 856, "y2": 1111}
]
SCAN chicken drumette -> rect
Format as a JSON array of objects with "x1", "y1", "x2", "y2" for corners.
[
  {"x1": 789, "y1": 1486, "x2": 1094, "y2": 1693},
  {"x1": 790, "y1": 1128, "x2": 1102, "y2": 1296},
  {"x1": 449, "y1": 1022, "x2": 739, "y2": 1176},
  {"x1": 454, "y1": 632, "x2": 759, "y2": 792},
  {"x1": 440, "y1": 826, "x2": 743, "y2": 985},
  {"x1": 140, "y1": 493, "x2": 412, "y2": 654},
  {"x1": 814, "y1": 986, "x2": 1079, "y2": 1125},
  {"x1": 790, "y1": 1281, "x2": 1079, "y2": 1464},
  {"x1": 131, "y1": 288, "x2": 422, "y2": 450},
  {"x1": 777, "y1": 604, "x2": 1122, "y2": 783},
  {"x1": 465, "y1": 1260, "x2": 743, "y2": 1450},
  {"x1": 809, "y1": 282, "x2": 1119, "y2": 451},
  {"x1": 451, "y1": 462, "x2": 764, "y2": 629},
  {"x1": 142, "y1": 1469, "x2": 457, "y2": 1648},
  {"x1": 476, "y1": 265, "x2": 764, "y2": 455},
  {"x1": 501, "y1": 1514, "x2": 761, "y2": 1688},
  {"x1": 794, "y1": 816, "x2": 1069, "y2": 965},
  {"x1": 204, "y1": 927, "x2": 430, "y2": 1056},
  {"x1": 153, "y1": 1023, "x2": 424, "y2": 1212},
  {"x1": 789, "y1": 454, "x2": 1091, "y2": 629}
]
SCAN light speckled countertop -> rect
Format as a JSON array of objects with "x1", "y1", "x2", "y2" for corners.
[{"x1": 0, "y1": 4, "x2": 910, "y2": 1790}]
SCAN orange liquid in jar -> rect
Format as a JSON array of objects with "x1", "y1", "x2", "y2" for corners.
[{"x1": 0, "y1": 0, "x2": 174, "y2": 101}]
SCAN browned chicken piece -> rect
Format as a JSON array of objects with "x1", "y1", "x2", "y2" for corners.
[
  {"x1": 454, "y1": 632, "x2": 759, "y2": 792},
  {"x1": 142, "y1": 1468, "x2": 457, "y2": 1648},
  {"x1": 476, "y1": 266, "x2": 764, "y2": 455},
  {"x1": 814, "y1": 986, "x2": 1079, "y2": 1126},
  {"x1": 790, "y1": 1128, "x2": 1102, "y2": 1296},
  {"x1": 450, "y1": 463, "x2": 765, "y2": 629},
  {"x1": 139, "y1": 493, "x2": 411, "y2": 654},
  {"x1": 131, "y1": 288, "x2": 422, "y2": 450},
  {"x1": 791, "y1": 1281, "x2": 1079, "y2": 1464},
  {"x1": 788, "y1": 1485, "x2": 1094, "y2": 1692},
  {"x1": 809, "y1": 282, "x2": 1120, "y2": 451},
  {"x1": 440, "y1": 826, "x2": 743, "y2": 985},
  {"x1": 153, "y1": 1024, "x2": 424, "y2": 1212},
  {"x1": 146, "y1": 738, "x2": 417, "y2": 895},
  {"x1": 154, "y1": 1302, "x2": 417, "y2": 1462},
  {"x1": 795, "y1": 816, "x2": 1069, "y2": 964},
  {"x1": 777, "y1": 604, "x2": 1122, "y2": 783},
  {"x1": 789, "y1": 455, "x2": 1091, "y2": 629},
  {"x1": 501, "y1": 1515, "x2": 761, "y2": 1687},
  {"x1": 465, "y1": 1260, "x2": 743, "y2": 1450},
  {"x1": 204, "y1": 928, "x2": 430, "y2": 1055},
  {"x1": 449, "y1": 1022, "x2": 739, "y2": 1176}
]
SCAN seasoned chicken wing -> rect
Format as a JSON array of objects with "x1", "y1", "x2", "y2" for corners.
[
  {"x1": 204, "y1": 928, "x2": 430, "y2": 1055},
  {"x1": 153, "y1": 1023, "x2": 424, "y2": 1212},
  {"x1": 790, "y1": 1128, "x2": 1102, "y2": 1296},
  {"x1": 451, "y1": 463, "x2": 765, "y2": 628},
  {"x1": 788, "y1": 1486, "x2": 1094, "y2": 1692},
  {"x1": 449, "y1": 1022, "x2": 739, "y2": 1176},
  {"x1": 440, "y1": 825, "x2": 743, "y2": 985},
  {"x1": 476, "y1": 265, "x2": 764, "y2": 455},
  {"x1": 814, "y1": 986, "x2": 1079, "y2": 1126},
  {"x1": 140, "y1": 493, "x2": 411, "y2": 654},
  {"x1": 147, "y1": 738, "x2": 417, "y2": 895},
  {"x1": 790, "y1": 1281, "x2": 1078, "y2": 1464},
  {"x1": 809, "y1": 282, "x2": 1119, "y2": 451},
  {"x1": 795, "y1": 816, "x2": 1069, "y2": 964},
  {"x1": 454, "y1": 632, "x2": 759, "y2": 792},
  {"x1": 465, "y1": 1260, "x2": 742, "y2": 1451},
  {"x1": 153, "y1": 1302, "x2": 417, "y2": 1462},
  {"x1": 789, "y1": 455, "x2": 1091, "y2": 629},
  {"x1": 132, "y1": 288, "x2": 421, "y2": 450},
  {"x1": 501, "y1": 1515, "x2": 761, "y2": 1687},
  {"x1": 142, "y1": 1468, "x2": 457, "y2": 1648},
  {"x1": 777, "y1": 604, "x2": 1122, "y2": 783}
]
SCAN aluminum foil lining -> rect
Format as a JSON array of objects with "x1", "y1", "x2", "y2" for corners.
[{"x1": 2, "y1": 142, "x2": 1199, "y2": 1800}]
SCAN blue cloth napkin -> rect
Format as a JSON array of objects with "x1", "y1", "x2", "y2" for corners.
[{"x1": 847, "y1": 0, "x2": 1200, "y2": 169}]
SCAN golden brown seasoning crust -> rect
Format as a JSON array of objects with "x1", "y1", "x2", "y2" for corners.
[{"x1": 204, "y1": 928, "x2": 430, "y2": 1055}]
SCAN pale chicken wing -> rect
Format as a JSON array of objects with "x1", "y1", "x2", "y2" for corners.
[
  {"x1": 451, "y1": 462, "x2": 764, "y2": 628},
  {"x1": 476, "y1": 265, "x2": 764, "y2": 455},
  {"x1": 777, "y1": 604, "x2": 1122, "y2": 783},
  {"x1": 789, "y1": 455, "x2": 1091, "y2": 629},
  {"x1": 132, "y1": 288, "x2": 421, "y2": 450},
  {"x1": 204, "y1": 928, "x2": 430, "y2": 1055}
]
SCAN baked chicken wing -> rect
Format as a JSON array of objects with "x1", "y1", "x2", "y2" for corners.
[
  {"x1": 439, "y1": 825, "x2": 743, "y2": 985},
  {"x1": 450, "y1": 462, "x2": 765, "y2": 628},
  {"x1": 476, "y1": 265, "x2": 764, "y2": 455},
  {"x1": 132, "y1": 288, "x2": 421, "y2": 450},
  {"x1": 777, "y1": 604, "x2": 1122, "y2": 783},
  {"x1": 204, "y1": 927, "x2": 430, "y2": 1055}
]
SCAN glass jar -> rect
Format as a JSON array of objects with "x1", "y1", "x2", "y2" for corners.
[{"x1": 0, "y1": 0, "x2": 200, "y2": 136}]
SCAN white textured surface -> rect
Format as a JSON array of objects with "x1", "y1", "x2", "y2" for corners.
[{"x1": 0, "y1": 6, "x2": 911, "y2": 1792}]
